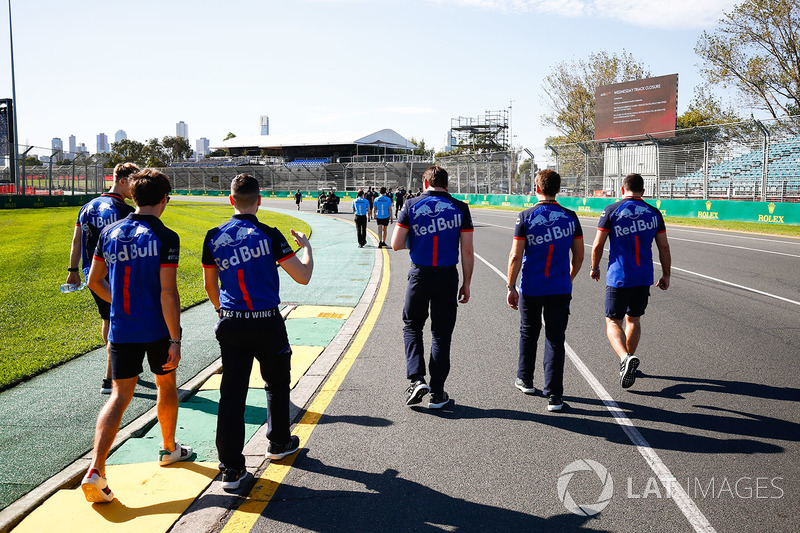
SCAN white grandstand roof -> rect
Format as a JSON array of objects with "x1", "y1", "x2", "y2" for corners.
[{"x1": 211, "y1": 129, "x2": 416, "y2": 151}]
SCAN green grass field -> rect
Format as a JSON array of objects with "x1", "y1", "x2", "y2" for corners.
[{"x1": 0, "y1": 202, "x2": 311, "y2": 391}]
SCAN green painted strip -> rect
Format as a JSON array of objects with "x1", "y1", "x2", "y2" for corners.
[{"x1": 285, "y1": 317, "x2": 346, "y2": 346}]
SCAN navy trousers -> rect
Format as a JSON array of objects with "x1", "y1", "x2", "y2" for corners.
[
  {"x1": 214, "y1": 314, "x2": 292, "y2": 471},
  {"x1": 518, "y1": 293, "x2": 571, "y2": 397},
  {"x1": 355, "y1": 215, "x2": 367, "y2": 246},
  {"x1": 403, "y1": 265, "x2": 459, "y2": 394}
]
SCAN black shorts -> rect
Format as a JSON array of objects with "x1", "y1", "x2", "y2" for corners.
[
  {"x1": 90, "y1": 288, "x2": 111, "y2": 321},
  {"x1": 605, "y1": 285, "x2": 650, "y2": 319},
  {"x1": 376, "y1": 217, "x2": 389, "y2": 226},
  {"x1": 109, "y1": 337, "x2": 171, "y2": 379}
]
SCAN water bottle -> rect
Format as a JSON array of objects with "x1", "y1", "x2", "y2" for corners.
[{"x1": 60, "y1": 282, "x2": 86, "y2": 293}]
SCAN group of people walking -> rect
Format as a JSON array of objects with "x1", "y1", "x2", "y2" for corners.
[{"x1": 67, "y1": 163, "x2": 669, "y2": 504}]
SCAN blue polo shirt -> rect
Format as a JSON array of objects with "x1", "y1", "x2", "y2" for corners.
[
  {"x1": 352, "y1": 197, "x2": 369, "y2": 216},
  {"x1": 76, "y1": 193, "x2": 134, "y2": 278},
  {"x1": 397, "y1": 191, "x2": 473, "y2": 267},
  {"x1": 598, "y1": 197, "x2": 666, "y2": 288},
  {"x1": 202, "y1": 214, "x2": 296, "y2": 311},
  {"x1": 375, "y1": 195, "x2": 392, "y2": 219},
  {"x1": 94, "y1": 214, "x2": 180, "y2": 344},
  {"x1": 514, "y1": 202, "x2": 583, "y2": 297}
]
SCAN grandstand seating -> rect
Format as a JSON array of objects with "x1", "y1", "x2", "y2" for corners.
[
  {"x1": 286, "y1": 158, "x2": 330, "y2": 167},
  {"x1": 662, "y1": 135, "x2": 800, "y2": 198}
]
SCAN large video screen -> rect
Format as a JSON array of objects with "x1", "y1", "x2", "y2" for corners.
[{"x1": 594, "y1": 74, "x2": 678, "y2": 141}]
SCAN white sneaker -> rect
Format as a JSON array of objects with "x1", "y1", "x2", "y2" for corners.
[
  {"x1": 159, "y1": 441, "x2": 194, "y2": 465},
  {"x1": 81, "y1": 468, "x2": 114, "y2": 503}
]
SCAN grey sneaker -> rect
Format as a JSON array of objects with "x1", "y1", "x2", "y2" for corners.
[
  {"x1": 267, "y1": 435, "x2": 300, "y2": 460},
  {"x1": 428, "y1": 391, "x2": 451, "y2": 409},
  {"x1": 405, "y1": 379, "x2": 430, "y2": 406},
  {"x1": 514, "y1": 378, "x2": 537, "y2": 395},
  {"x1": 221, "y1": 467, "x2": 247, "y2": 490},
  {"x1": 620, "y1": 354, "x2": 640, "y2": 389}
]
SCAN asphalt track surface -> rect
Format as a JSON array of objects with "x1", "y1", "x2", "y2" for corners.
[{"x1": 249, "y1": 198, "x2": 799, "y2": 533}]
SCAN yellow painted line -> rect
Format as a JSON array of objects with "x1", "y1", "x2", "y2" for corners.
[
  {"x1": 220, "y1": 247, "x2": 390, "y2": 533},
  {"x1": 13, "y1": 462, "x2": 219, "y2": 533},
  {"x1": 287, "y1": 305, "x2": 354, "y2": 320},
  {"x1": 200, "y1": 346, "x2": 325, "y2": 391}
]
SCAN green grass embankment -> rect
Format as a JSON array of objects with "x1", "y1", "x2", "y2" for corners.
[{"x1": 0, "y1": 202, "x2": 311, "y2": 390}]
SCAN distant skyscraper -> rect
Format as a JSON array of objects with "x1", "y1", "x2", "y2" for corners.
[
  {"x1": 115, "y1": 129, "x2": 127, "y2": 143},
  {"x1": 96, "y1": 133, "x2": 109, "y2": 154},
  {"x1": 51, "y1": 138, "x2": 63, "y2": 161},
  {"x1": 176, "y1": 121, "x2": 188, "y2": 139},
  {"x1": 260, "y1": 115, "x2": 269, "y2": 135},
  {"x1": 68, "y1": 135, "x2": 76, "y2": 155},
  {"x1": 78, "y1": 143, "x2": 88, "y2": 154},
  {"x1": 196, "y1": 137, "x2": 210, "y2": 159}
]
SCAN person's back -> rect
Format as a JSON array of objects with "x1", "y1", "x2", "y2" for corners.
[{"x1": 599, "y1": 197, "x2": 663, "y2": 288}]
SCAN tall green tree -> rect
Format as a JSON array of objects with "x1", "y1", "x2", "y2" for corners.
[
  {"x1": 540, "y1": 50, "x2": 650, "y2": 143},
  {"x1": 409, "y1": 137, "x2": 435, "y2": 158},
  {"x1": 144, "y1": 138, "x2": 168, "y2": 167},
  {"x1": 677, "y1": 86, "x2": 742, "y2": 129},
  {"x1": 162, "y1": 135, "x2": 193, "y2": 164},
  {"x1": 695, "y1": 0, "x2": 800, "y2": 119},
  {"x1": 108, "y1": 139, "x2": 147, "y2": 167}
]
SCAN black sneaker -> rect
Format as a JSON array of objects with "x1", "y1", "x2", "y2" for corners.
[
  {"x1": 620, "y1": 354, "x2": 640, "y2": 389},
  {"x1": 514, "y1": 378, "x2": 537, "y2": 395},
  {"x1": 267, "y1": 435, "x2": 300, "y2": 460},
  {"x1": 547, "y1": 395, "x2": 564, "y2": 412},
  {"x1": 221, "y1": 468, "x2": 247, "y2": 490},
  {"x1": 405, "y1": 379, "x2": 430, "y2": 405},
  {"x1": 101, "y1": 378, "x2": 112, "y2": 395},
  {"x1": 428, "y1": 391, "x2": 450, "y2": 409}
]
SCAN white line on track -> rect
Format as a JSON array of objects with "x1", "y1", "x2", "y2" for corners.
[
  {"x1": 471, "y1": 219, "x2": 800, "y2": 307},
  {"x1": 664, "y1": 227, "x2": 800, "y2": 245},
  {"x1": 667, "y1": 237, "x2": 800, "y2": 258},
  {"x1": 474, "y1": 251, "x2": 716, "y2": 533}
]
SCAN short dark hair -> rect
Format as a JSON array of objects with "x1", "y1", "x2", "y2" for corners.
[
  {"x1": 623, "y1": 173, "x2": 645, "y2": 193},
  {"x1": 379, "y1": 186, "x2": 387, "y2": 194},
  {"x1": 423, "y1": 165, "x2": 448, "y2": 188},
  {"x1": 357, "y1": 189, "x2": 364, "y2": 198},
  {"x1": 231, "y1": 174, "x2": 260, "y2": 208},
  {"x1": 536, "y1": 169, "x2": 561, "y2": 197},
  {"x1": 113, "y1": 162, "x2": 139, "y2": 183},
  {"x1": 129, "y1": 168, "x2": 171, "y2": 207}
]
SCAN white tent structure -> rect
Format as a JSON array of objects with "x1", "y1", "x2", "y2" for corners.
[{"x1": 211, "y1": 128, "x2": 416, "y2": 153}]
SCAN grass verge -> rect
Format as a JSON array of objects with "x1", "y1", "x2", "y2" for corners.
[
  {"x1": 470, "y1": 204, "x2": 800, "y2": 237},
  {"x1": 0, "y1": 202, "x2": 311, "y2": 391}
]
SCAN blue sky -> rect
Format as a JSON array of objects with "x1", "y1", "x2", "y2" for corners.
[{"x1": 1, "y1": 0, "x2": 741, "y2": 159}]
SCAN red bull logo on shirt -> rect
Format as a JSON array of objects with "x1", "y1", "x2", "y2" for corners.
[
  {"x1": 212, "y1": 238, "x2": 272, "y2": 272},
  {"x1": 103, "y1": 240, "x2": 159, "y2": 265},
  {"x1": 526, "y1": 221, "x2": 577, "y2": 246},
  {"x1": 614, "y1": 217, "x2": 658, "y2": 237},
  {"x1": 412, "y1": 213, "x2": 463, "y2": 237}
]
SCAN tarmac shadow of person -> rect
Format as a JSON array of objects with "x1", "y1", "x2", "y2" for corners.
[{"x1": 259, "y1": 451, "x2": 604, "y2": 532}]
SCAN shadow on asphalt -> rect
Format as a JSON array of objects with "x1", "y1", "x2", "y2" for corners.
[
  {"x1": 257, "y1": 450, "x2": 609, "y2": 532},
  {"x1": 316, "y1": 414, "x2": 393, "y2": 427},
  {"x1": 411, "y1": 395, "x2": 786, "y2": 455}
]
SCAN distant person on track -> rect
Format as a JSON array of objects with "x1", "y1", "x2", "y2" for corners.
[
  {"x1": 506, "y1": 169, "x2": 583, "y2": 412},
  {"x1": 81, "y1": 169, "x2": 192, "y2": 504},
  {"x1": 66, "y1": 162, "x2": 137, "y2": 395},
  {"x1": 395, "y1": 186, "x2": 406, "y2": 217},
  {"x1": 353, "y1": 189, "x2": 369, "y2": 248},
  {"x1": 294, "y1": 189, "x2": 302, "y2": 210},
  {"x1": 203, "y1": 173, "x2": 314, "y2": 490},
  {"x1": 366, "y1": 186, "x2": 376, "y2": 220},
  {"x1": 590, "y1": 173, "x2": 671, "y2": 389},
  {"x1": 374, "y1": 186, "x2": 394, "y2": 247},
  {"x1": 392, "y1": 165, "x2": 474, "y2": 409}
]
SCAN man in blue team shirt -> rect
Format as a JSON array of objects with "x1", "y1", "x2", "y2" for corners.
[
  {"x1": 82, "y1": 169, "x2": 192, "y2": 503},
  {"x1": 66, "y1": 162, "x2": 137, "y2": 394},
  {"x1": 590, "y1": 173, "x2": 671, "y2": 389},
  {"x1": 374, "y1": 186, "x2": 394, "y2": 248},
  {"x1": 352, "y1": 189, "x2": 370, "y2": 247},
  {"x1": 506, "y1": 170, "x2": 583, "y2": 411},
  {"x1": 202, "y1": 174, "x2": 314, "y2": 490},
  {"x1": 392, "y1": 166, "x2": 474, "y2": 409}
]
